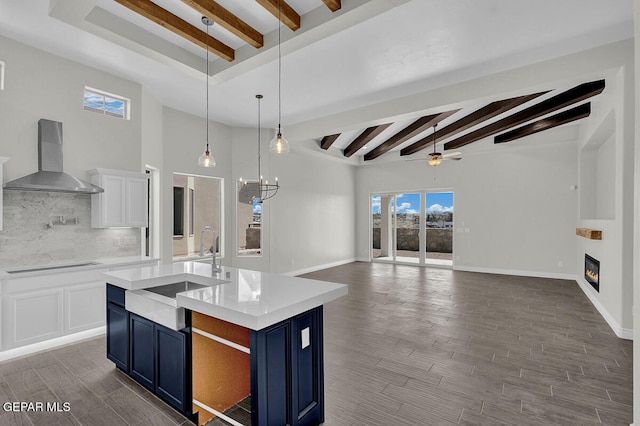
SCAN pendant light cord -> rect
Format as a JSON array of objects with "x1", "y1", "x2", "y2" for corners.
[
  {"x1": 277, "y1": 0, "x2": 282, "y2": 133},
  {"x1": 257, "y1": 95, "x2": 262, "y2": 183},
  {"x1": 206, "y1": 20, "x2": 210, "y2": 150}
]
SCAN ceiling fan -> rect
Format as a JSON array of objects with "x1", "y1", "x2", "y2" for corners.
[{"x1": 409, "y1": 124, "x2": 462, "y2": 166}]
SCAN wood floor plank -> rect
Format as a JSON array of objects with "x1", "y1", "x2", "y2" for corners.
[{"x1": 0, "y1": 262, "x2": 631, "y2": 425}]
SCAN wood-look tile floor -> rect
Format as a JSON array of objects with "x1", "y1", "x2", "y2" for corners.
[
  {"x1": 0, "y1": 262, "x2": 632, "y2": 425},
  {"x1": 301, "y1": 262, "x2": 633, "y2": 426}
]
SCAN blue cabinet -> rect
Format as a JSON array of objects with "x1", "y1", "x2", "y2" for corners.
[
  {"x1": 106, "y1": 302, "x2": 129, "y2": 371},
  {"x1": 106, "y1": 284, "x2": 192, "y2": 419},
  {"x1": 156, "y1": 324, "x2": 189, "y2": 413},
  {"x1": 106, "y1": 284, "x2": 128, "y2": 371},
  {"x1": 250, "y1": 306, "x2": 324, "y2": 426},
  {"x1": 129, "y1": 313, "x2": 155, "y2": 390}
]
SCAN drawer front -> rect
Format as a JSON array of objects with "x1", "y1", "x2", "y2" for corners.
[{"x1": 106, "y1": 284, "x2": 126, "y2": 307}]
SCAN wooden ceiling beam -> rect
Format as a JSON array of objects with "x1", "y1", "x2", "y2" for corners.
[
  {"x1": 444, "y1": 79, "x2": 605, "y2": 151},
  {"x1": 494, "y1": 102, "x2": 591, "y2": 144},
  {"x1": 322, "y1": 0, "x2": 342, "y2": 12},
  {"x1": 364, "y1": 110, "x2": 459, "y2": 161},
  {"x1": 343, "y1": 124, "x2": 392, "y2": 157},
  {"x1": 320, "y1": 133, "x2": 341, "y2": 150},
  {"x1": 182, "y1": 0, "x2": 264, "y2": 48},
  {"x1": 400, "y1": 92, "x2": 548, "y2": 156},
  {"x1": 256, "y1": 0, "x2": 301, "y2": 31},
  {"x1": 115, "y1": 0, "x2": 234, "y2": 61}
]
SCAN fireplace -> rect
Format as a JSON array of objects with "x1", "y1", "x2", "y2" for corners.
[{"x1": 584, "y1": 254, "x2": 600, "y2": 292}]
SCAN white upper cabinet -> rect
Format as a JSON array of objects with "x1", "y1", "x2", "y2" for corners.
[
  {"x1": 0, "y1": 157, "x2": 8, "y2": 231},
  {"x1": 89, "y1": 168, "x2": 148, "y2": 228}
]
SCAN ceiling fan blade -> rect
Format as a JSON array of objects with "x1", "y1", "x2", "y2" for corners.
[
  {"x1": 442, "y1": 151, "x2": 462, "y2": 158},
  {"x1": 444, "y1": 157, "x2": 462, "y2": 161}
]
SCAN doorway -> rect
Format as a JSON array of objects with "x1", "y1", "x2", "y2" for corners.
[{"x1": 371, "y1": 191, "x2": 453, "y2": 267}]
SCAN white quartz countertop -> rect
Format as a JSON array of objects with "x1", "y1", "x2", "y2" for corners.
[
  {"x1": 0, "y1": 256, "x2": 159, "y2": 279},
  {"x1": 104, "y1": 262, "x2": 348, "y2": 330}
]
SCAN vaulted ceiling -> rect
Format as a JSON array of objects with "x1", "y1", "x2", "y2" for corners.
[
  {"x1": 320, "y1": 80, "x2": 605, "y2": 161},
  {"x1": 0, "y1": 1, "x2": 633, "y2": 156}
]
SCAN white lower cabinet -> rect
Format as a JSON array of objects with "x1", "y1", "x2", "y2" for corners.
[
  {"x1": 0, "y1": 259, "x2": 158, "y2": 351},
  {"x1": 65, "y1": 282, "x2": 106, "y2": 333},
  {"x1": 4, "y1": 288, "x2": 64, "y2": 347}
]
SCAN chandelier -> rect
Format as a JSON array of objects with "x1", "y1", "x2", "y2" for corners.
[{"x1": 239, "y1": 94, "x2": 280, "y2": 202}]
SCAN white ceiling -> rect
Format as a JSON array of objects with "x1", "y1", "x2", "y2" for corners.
[{"x1": 0, "y1": 0, "x2": 633, "y2": 155}]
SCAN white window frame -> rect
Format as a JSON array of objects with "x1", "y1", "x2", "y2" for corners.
[
  {"x1": 0, "y1": 61, "x2": 5, "y2": 90},
  {"x1": 83, "y1": 86, "x2": 130, "y2": 120}
]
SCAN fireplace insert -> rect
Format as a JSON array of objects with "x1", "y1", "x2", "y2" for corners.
[{"x1": 585, "y1": 254, "x2": 600, "y2": 292}]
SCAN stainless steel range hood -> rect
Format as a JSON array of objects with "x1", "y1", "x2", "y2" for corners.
[{"x1": 4, "y1": 119, "x2": 104, "y2": 194}]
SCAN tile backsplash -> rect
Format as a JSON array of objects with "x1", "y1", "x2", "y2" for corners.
[{"x1": 0, "y1": 191, "x2": 141, "y2": 269}]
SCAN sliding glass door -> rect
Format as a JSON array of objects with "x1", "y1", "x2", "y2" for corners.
[{"x1": 371, "y1": 191, "x2": 453, "y2": 267}]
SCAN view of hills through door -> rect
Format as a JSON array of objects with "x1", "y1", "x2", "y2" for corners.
[{"x1": 371, "y1": 191, "x2": 453, "y2": 267}]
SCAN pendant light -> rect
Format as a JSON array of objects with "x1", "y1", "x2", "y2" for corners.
[
  {"x1": 269, "y1": 0, "x2": 290, "y2": 154},
  {"x1": 239, "y1": 95, "x2": 280, "y2": 202},
  {"x1": 198, "y1": 16, "x2": 216, "y2": 167},
  {"x1": 427, "y1": 124, "x2": 442, "y2": 166}
]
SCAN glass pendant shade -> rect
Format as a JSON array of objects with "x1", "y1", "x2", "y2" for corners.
[
  {"x1": 269, "y1": 131, "x2": 290, "y2": 154},
  {"x1": 198, "y1": 145, "x2": 216, "y2": 167},
  {"x1": 198, "y1": 16, "x2": 216, "y2": 168}
]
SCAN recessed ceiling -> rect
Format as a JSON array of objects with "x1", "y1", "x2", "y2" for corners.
[{"x1": 0, "y1": 0, "x2": 632, "y2": 150}]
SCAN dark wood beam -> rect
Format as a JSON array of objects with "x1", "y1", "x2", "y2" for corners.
[
  {"x1": 320, "y1": 133, "x2": 340, "y2": 150},
  {"x1": 115, "y1": 0, "x2": 234, "y2": 61},
  {"x1": 400, "y1": 92, "x2": 548, "y2": 156},
  {"x1": 256, "y1": 0, "x2": 301, "y2": 31},
  {"x1": 322, "y1": 0, "x2": 341, "y2": 12},
  {"x1": 364, "y1": 110, "x2": 459, "y2": 161},
  {"x1": 494, "y1": 103, "x2": 591, "y2": 144},
  {"x1": 444, "y1": 80, "x2": 605, "y2": 151},
  {"x1": 343, "y1": 124, "x2": 392, "y2": 157},
  {"x1": 182, "y1": 0, "x2": 264, "y2": 48}
]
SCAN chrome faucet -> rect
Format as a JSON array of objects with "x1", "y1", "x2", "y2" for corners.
[{"x1": 199, "y1": 226, "x2": 221, "y2": 273}]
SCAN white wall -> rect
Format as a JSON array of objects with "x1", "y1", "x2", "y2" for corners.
[
  {"x1": 269, "y1": 150, "x2": 357, "y2": 274},
  {"x1": 576, "y1": 64, "x2": 635, "y2": 338},
  {"x1": 160, "y1": 107, "x2": 232, "y2": 265},
  {"x1": 0, "y1": 35, "x2": 144, "y2": 267},
  {"x1": 0, "y1": 35, "x2": 142, "y2": 179},
  {"x1": 356, "y1": 129, "x2": 578, "y2": 277},
  {"x1": 140, "y1": 88, "x2": 164, "y2": 259}
]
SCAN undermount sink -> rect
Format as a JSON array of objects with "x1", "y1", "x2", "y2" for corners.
[{"x1": 145, "y1": 281, "x2": 208, "y2": 298}]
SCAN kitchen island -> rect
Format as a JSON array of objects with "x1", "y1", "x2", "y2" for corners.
[{"x1": 103, "y1": 261, "x2": 348, "y2": 426}]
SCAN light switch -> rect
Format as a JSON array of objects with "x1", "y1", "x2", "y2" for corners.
[{"x1": 301, "y1": 327, "x2": 310, "y2": 349}]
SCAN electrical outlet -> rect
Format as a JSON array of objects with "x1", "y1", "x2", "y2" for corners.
[
  {"x1": 113, "y1": 237, "x2": 121, "y2": 247},
  {"x1": 558, "y1": 261, "x2": 564, "y2": 268},
  {"x1": 124, "y1": 236, "x2": 137, "y2": 246}
]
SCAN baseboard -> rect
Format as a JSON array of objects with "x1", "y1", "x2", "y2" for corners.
[
  {"x1": 575, "y1": 279, "x2": 632, "y2": 340},
  {"x1": 355, "y1": 257, "x2": 370, "y2": 262},
  {"x1": 283, "y1": 258, "x2": 357, "y2": 277},
  {"x1": 0, "y1": 326, "x2": 106, "y2": 362},
  {"x1": 453, "y1": 265, "x2": 577, "y2": 280}
]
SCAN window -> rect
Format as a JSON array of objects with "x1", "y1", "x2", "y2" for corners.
[
  {"x1": 237, "y1": 182, "x2": 262, "y2": 256},
  {"x1": 83, "y1": 86, "x2": 129, "y2": 119},
  {"x1": 173, "y1": 187, "x2": 185, "y2": 236},
  {"x1": 0, "y1": 61, "x2": 4, "y2": 90}
]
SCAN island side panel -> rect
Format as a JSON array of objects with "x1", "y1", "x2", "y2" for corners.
[
  {"x1": 250, "y1": 306, "x2": 324, "y2": 426},
  {"x1": 191, "y1": 312, "x2": 251, "y2": 425}
]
